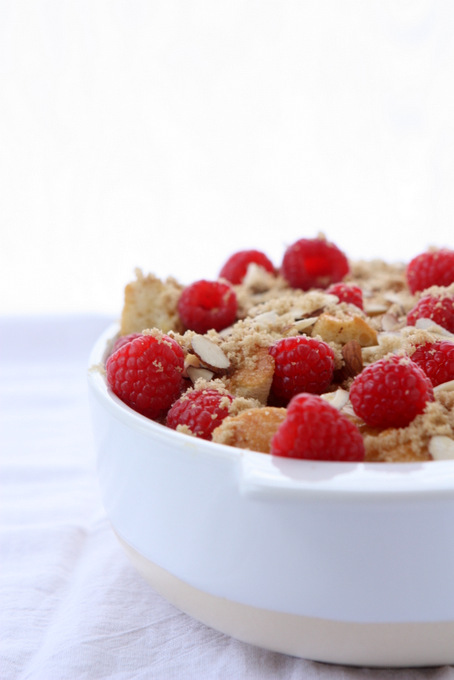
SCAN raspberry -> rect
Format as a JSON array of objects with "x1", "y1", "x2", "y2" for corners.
[
  {"x1": 219, "y1": 249, "x2": 274, "y2": 284},
  {"x1": 107, "y1": 333, "x2": 142, "y2": 360},
  {"x1": 407, "y1": 294, "x2": 454, "y2": 333},
  {"x1": 271, "y1": 393, "x2": 365, "y2": 462},
  {"x1": 269, "y1": 336, "x2": 335, "y2": 404},
  {"x1": 166, "y1": 389, "x2": 233, "y2": 439},
  {"x1": 326, "y1": 283, "x2": 363, "y2": 309},
  {"x1": 406, "y1": 249, "x2": 454, "y2": 294},
  {"x1": 410, "y1": 340, "x2": 454, "y2": 387},
  {"x1": 281, "y1": 236, "x2": 349, "y2": 290},
  {"x1": 178, "y1": 279, "x2": 237, "y2": 334},
  {"x1": 106, "y1": 333, "x2": 185, "y2": 420},
  {"x1": 350, "y1": 355, "x2": 434, "y2": 428}
]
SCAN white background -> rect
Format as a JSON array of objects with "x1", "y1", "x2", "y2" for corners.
[{"x1": 1, "y1": 0, "x2": 453, "y2": 315}]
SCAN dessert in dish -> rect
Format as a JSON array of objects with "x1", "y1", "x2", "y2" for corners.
[
  {"x1": 88, "y1": 239, "x2": 454, "y2": 667},
  {"x1": 103, "y1": 236, "x2": 454, "y2": 463}
]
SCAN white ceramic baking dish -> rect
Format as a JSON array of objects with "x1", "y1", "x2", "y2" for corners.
[{"x1": 88, "y1": 324, "x2": 454, "y2": 667}]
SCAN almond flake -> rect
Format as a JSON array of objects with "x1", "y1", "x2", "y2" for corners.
[
  {"x1": 381, "y1": 313, "x2": 403, "y2": 332},
  {"x1": 218, "y1": 326, "x2": 234, "y2": 338},
  {"x1": 183, "y1": 353, "x2": 201, "y2": 378},
  {"x1": 321, "y1": 389, "x2": 349, "y2": 410},
  {"x1": 289, "y1": 309, "x2": 307, "y2": 319},
  {"x1": 293, "y1": 317, "x2": 319, "y2": 333},
  {"x1": 318, "y1": 294, "x2": 339, "y2": 307},
  {"x1": 364, "y1": 303, "x2": 389, "y2": 316},
  {"x1": 250, "y1": 311, "x2": 279, "y2": 329},
  {"x1": 384, "y1": 292, "x2": 406, "y2": 305},
  {"x1": 434, "y1": 379, "x2": 454, "y2": 395},
  {"x1": 186, "y1": 366, "x2": 215, "y2": 383},
  {"x1": 414, "y1": 318, "x2": 454, "y2": 338},
  {"x1": 191, "y1": 335, "x2": 231, "y2": 374},
  {"x1": 429, "y1": 436, "x2": 454, "y2": 461},
  {"x1": 241, "y1": 263, "x2": 275, "y2": 292}
]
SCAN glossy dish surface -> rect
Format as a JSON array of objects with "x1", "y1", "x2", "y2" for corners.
[{"x1": 88, "y1": 324, "x2": 454, "y2": 667}]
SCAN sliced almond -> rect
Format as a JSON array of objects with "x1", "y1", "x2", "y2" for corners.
[
  {"x1": 288, "y1": 309, "x2": 307, "y2": 319},
  {"x1": 242, "y1": 263, "x2": 275, "y2": 292},
  {"x1": 321, "y1": 388, "x2": 349, "y2": 410},
  {"x1": 362, "y1": 289, "x2": 374, "y2": 299},
  {"x1": 218, "y1": 325, "x2": 234, "y2": 338},
  {"x1": 364, "y1": 303, "x2": 389, "y2": 316},
  {"x1": 434, "y1": 379, "x2": 454, "y2": 395},
  {"x1": 381, "y1": 312, "x2": 403, "y2": 332},
  {"x1": 182, "y1": 352, "x2": 201, "y2": 378},
  {"x1": 317, "y1": 294, "x2": 339, "y2": 307},
  {"x1": 429, "y1": 436, "x2": 454, "y2": 461},
  {"x1": 383, "y1": 291, "x2": 408, "y2": 305},
  {"x1": 414, "y1": 318, "x2": 454, "y2": 338},
  {"x1": 296, "y1": 306, "x2": 326, "y2": 319},
  {"x1": 341, "y1": 339, "x2": 363, "y2": 377},
  {"x1": 191, "y1": 335, "x2": 231, "y2": 373},
  {"x1": 293, "y1": 317, "x2": 319, "y2": 333},
  {"x1": 186, "y1": 365, "x2": 215, "y2": 383},
  {"x1": 250, "y1": 311, "x2": 279, "y2": 329}
]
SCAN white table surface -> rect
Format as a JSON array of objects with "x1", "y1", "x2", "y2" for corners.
[{"x1": 1, "y1": 314, "x2": 454, "y2": 680}]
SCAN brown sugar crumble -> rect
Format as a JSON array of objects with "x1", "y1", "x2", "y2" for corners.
[{"x1": 115, "y1": 252, "x2": 454, "y2": 462}]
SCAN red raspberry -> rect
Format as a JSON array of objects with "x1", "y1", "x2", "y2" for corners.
[
  {"x1": 350, "y1": 355, "x2": 434, "y2": 428},
  {"x1": 106, "y1": 333, "x2": 185, "y2": 420},
  {"x1": 281, "y1": 237, "x2": 349, "y2": 290},
  {"x1": 166, "y1": 389, "x2": 233, "y2": 439},
  {"x1": 271, "y1": 393, "x2": 365, "y2": 462},
  {"x1": 406, "y1": 249, "x2": 454, "y2": 293},
  {"x1": 407, "y1": 294, "x2": 454, "y2": 333},
  {"x1": 410, "y1": 340, "x2": 454, "y2": 387},
  {"x1": 219, "y1": 249, "x2": 274, "y2": 284},
  {"x1": 107, "y1": 333, "x2": 142, "y2": 360},
  {"x1": 326, "y1": 283, "x2": 363, "y2": 309},
  {"x1": 178, "y1": 280, "x2": 237, "y2": 334},
  {"x1": 269, "y1": 336, "x2": 335, "y2": 404}
]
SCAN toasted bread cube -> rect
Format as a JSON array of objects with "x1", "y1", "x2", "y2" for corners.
[
  {"x1": 120, "y1": 270, "x2": 184, "y2": 335},
  {"x1": 225, "y1": 346, "x2": 275, "y2": 404},
  {"x1": 312, "y1": 313, "x2": 378, "y2": 347},
  {"x1": 212, "y1": 407, "x2": 287, "y2": 453}
]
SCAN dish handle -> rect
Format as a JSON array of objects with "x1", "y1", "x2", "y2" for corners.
[{"x1": 237, "y1": 453, "x2": 357, "y2": 500}]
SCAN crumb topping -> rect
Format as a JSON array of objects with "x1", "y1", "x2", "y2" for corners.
[{"x1": 116, "y1": 254, "x2": 454, "y2": 461}]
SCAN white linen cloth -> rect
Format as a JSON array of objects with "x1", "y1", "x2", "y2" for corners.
[{"x1": 1, "y1": 315, "x2": 453, "y2": 680}]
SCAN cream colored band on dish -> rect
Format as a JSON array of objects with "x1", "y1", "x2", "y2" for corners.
[{"x1": 116, "y1": 533, "x2": 454, "y2": 668}]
